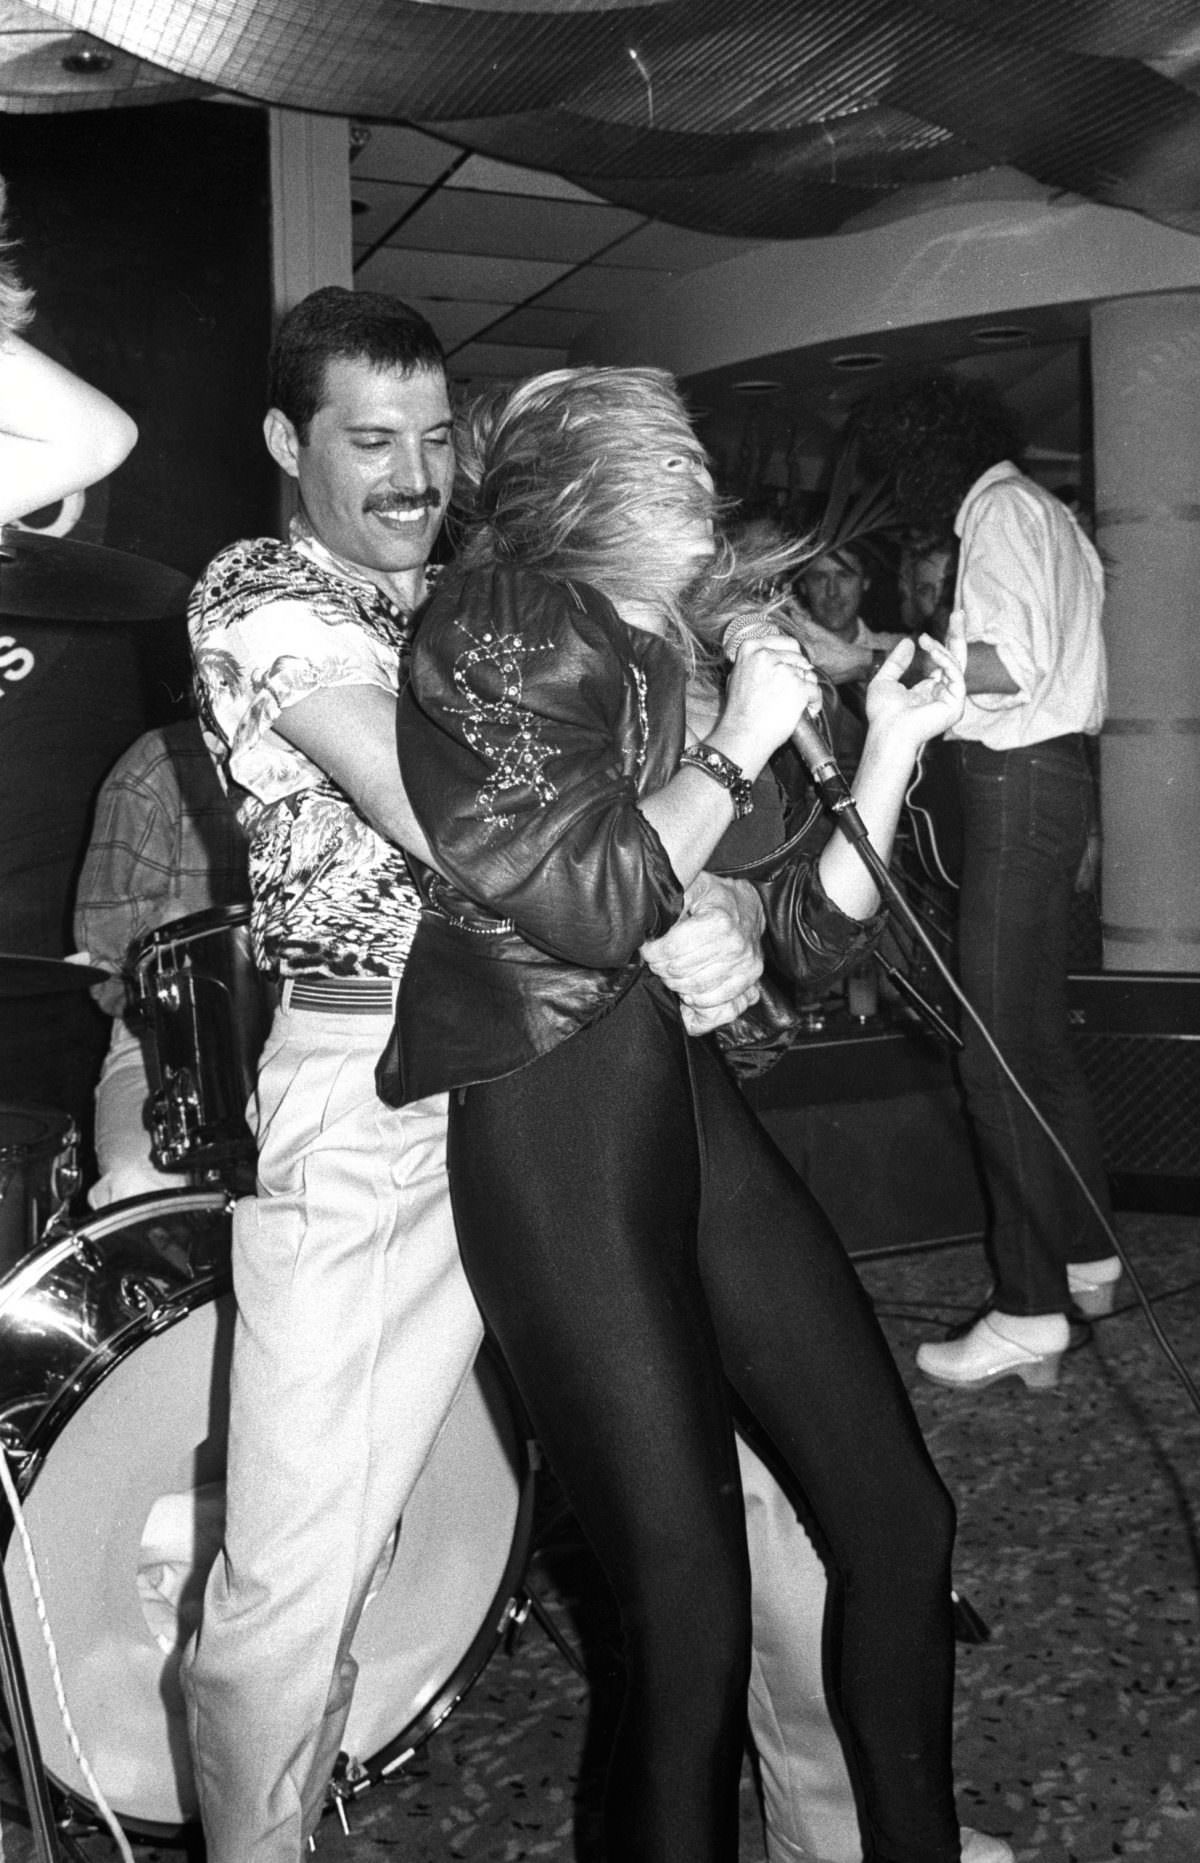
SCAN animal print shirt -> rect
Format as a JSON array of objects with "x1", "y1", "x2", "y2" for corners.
[{"x1": 188, "y1": 521, "x2": 422, "y2": 978}]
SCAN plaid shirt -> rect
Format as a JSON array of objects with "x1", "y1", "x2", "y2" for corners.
[{"x1": 74, "y1": 717, "x2": 249, "y2": 1011}]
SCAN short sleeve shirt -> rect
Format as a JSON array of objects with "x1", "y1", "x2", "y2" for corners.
[
  {"x1": 949, "y1": 463, "x2": 1107, "y2": 748},
  {"x1": 188, "y1": 524, "x2": 421, "y2": 979}
]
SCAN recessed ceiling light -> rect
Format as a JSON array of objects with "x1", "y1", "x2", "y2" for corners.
[
  {"x1": 830, "y1": 352, "x2": 886, "y2": 373},
  {"x1": 731, "y1": 378, "x2": 784, "y2": 395},
  {"x1": 61, "y1": 47, "x2": 114, "y2": 75},
  {"x1": 971, "y1": 324, "x2": 1033, "y2": 346}
]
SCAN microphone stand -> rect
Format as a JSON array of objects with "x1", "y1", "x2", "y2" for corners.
[{"x1": 876, "y1": 955, "x2": 962, "y2": 1052}]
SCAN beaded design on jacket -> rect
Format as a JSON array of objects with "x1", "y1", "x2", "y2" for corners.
[{"x1": 450, "y1": 617, "x2": 560, "y2": 833}]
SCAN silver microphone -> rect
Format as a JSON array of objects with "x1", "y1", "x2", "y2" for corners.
[{"x1": 720, "y1": 614, "x2": 861, "y2": 823}]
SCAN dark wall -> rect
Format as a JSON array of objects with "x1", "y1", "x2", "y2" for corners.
[
  {"x1": 1, "y1": 98, "x2": 276, "y2": 585},
  {"x1": 0, "y1": 101, "x2": 275, "y2": 1140}
]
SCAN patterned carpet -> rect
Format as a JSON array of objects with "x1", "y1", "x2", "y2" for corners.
[{"x1": 2, "y1": 1211, "x2": 1198, "y2": 1863}]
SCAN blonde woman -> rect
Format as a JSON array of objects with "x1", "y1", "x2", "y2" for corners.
[{"x1": 388, "y1": 368, "x2": 1010, "y2": 1863}]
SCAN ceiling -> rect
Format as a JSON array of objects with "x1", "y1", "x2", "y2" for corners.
[
  {"x1": 345, "y1": 127, "x2": 1094, "y2": 489},
  {"x1": 347, "y1": 117, "x2": 766, "y2": 393},
  {"x1": 7, "y1": 1, "x2": 1200, "y2": 241},
  {"x1": 1, "y1": 0, "x2": 1196, "y2": 488}
]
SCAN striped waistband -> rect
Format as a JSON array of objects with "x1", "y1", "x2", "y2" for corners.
[{"x1": 281, "y1": 976, "x2": 398, "y2": 1015}]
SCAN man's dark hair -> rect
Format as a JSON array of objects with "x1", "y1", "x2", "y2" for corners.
[
  {"x1": 268, "y1": 286, "x2": 445, "y2": 442},
  {"x1": 853, "y1": 372, "x2": 1024, "y2": 537},
  {"x1": 808, "y1": 539, "x2": 870, "y2": 577}
]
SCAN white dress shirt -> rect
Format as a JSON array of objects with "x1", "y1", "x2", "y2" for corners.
[{"x1": 949, "y1": 462, "x2": 1107, "y2": 748}]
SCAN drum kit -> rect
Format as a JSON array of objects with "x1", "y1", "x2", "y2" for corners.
[{"x1": 0, "y1": 534, "x2": 540, "y2": 1856}]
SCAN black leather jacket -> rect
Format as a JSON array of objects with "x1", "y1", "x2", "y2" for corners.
[{"x1": 379, "y1": 565, "x2": 883, "y2": 1104}]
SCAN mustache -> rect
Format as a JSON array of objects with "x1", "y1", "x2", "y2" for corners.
[{"x1": 364, "y1": 489, "x2": 443, "y2": 515}]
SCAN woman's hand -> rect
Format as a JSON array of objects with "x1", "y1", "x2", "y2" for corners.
[
  {"x1": 708, "y1": 634, "x2": 821, "y2": 778},
  {"x1": 814, "y1": 634, "x2": 962, "y2": 923},
  {"x1": 863, "y1": 633, "x2": 965, "y2": 752}
]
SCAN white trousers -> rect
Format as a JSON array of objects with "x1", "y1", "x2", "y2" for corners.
[
  {"x1": 181, "y1": 999, "x2": 485, "y2": 1863},
  {"x1": 89, "y1": 1017, "x2": 181, "y2": 1208},
  {"x1": 741, "y1": 1442, "x2": 861, "y2": 1863},
  {"x1": 180, "y1": 997, "x2": 860, "y2": 1863}
]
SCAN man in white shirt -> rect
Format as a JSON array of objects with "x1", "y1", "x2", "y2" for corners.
[{"x1": 857, "y1": 374, "x2": 1118, "y2": 1393}]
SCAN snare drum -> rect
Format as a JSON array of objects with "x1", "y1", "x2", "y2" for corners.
[
  {"x1": 0, "y1": 1190, "x2": 534, "y2": 1833},
  {"x1": 132, "y1": 904, "x2": 274, "y2": 1170},
  {"x1": 0, "y1": 1104, "x2": 78, "y2": 1276}
]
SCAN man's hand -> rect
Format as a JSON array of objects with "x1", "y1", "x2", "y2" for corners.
[
  {"x1": 641, "y1": 871, "x2": 765, "y2": 1035},
  {"x1": 788, "y1": 613, "x2": 877, "y2": 685}
]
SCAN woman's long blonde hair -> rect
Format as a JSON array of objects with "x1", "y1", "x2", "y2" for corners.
[{"x1": 452, "y1": 366, "x2": 818, "y2": 670}]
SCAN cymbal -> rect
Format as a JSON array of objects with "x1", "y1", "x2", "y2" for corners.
[
  {"x1": 0, "y1": 954, "x2": 111, "y2": 997},
  {"x1": 0, "y1": 527, "x2": 193, "y2": 622}
]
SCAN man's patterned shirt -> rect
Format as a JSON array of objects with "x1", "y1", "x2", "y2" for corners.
[{"x1": 188, "y1": 523, "x2": 422, "y2": 978}]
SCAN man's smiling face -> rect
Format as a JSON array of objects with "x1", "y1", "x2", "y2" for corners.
[{"x1": 265, "y1": 354, "x2": 454, "y2": 602}]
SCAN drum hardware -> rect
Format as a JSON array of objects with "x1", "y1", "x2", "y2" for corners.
[
  {"x1": 0, "y1": 526, "x2": 193, "y2": 623},
  {"x1": 114, "y1": 1270, "x2": 179, "y2": 1326},
  {"x1": 503, "y1": 1583, "x2": 588, "y2": 1683},
  {"x1": 136, "y1": 960, "x2": 205, "y2": 1171},
  {"x1": 147, "y1": 1049, "x2": 205, "y2": 1170},
  {"x1": 0, "y1": 1108, "x2": 80, "y2": 1280},
  {"x1": 327, "y1": 1577, "x2": 542, "y2": 1810},
  {"x1": 0, "y1": 1421, "x2": 34, "y2": 1482},
  {"x1": 66, "y1": 1235, "x2": 103, "y2": 1279},
  {"x1": 132, "y1": 905, "x2": 273, "y2": 1174}
]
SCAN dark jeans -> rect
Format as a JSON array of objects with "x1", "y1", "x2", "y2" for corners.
[
  {"x1": 956, "y1": 736, "x2": 1113, "y2": 1315},
  {"x1": 448, "y1": 978, "x2": 959, "y2": 1863}
]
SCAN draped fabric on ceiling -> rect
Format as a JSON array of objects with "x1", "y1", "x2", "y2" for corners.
[{"x1": 6, "y1": 0, "x2": 1200, "y2": 238}]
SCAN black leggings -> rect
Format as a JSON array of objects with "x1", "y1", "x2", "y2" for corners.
[{"x1": 447, "y1": 978, "x2": 959, "y2": 1863}]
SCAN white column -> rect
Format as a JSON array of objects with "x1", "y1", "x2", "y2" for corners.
[
  {"x1": 269, "y1": 109, "x2": 352, "y2": 314},
  {"x1": 267, "y1": 110, "x2": 352, "y2": 528},
  {"x1": 1091, "y1": 292, "x2": 1200, "y2": 974}
]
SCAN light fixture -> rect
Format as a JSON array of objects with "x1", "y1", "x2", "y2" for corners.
[
  {"x1": 61, "y1": 47, "x2": 114, "y2": 76},
  {"x1": 830, "y1": 352, "x2": 886, "y2": 373},
  {"x1": 971, "y1": 324, "x2": 1033, "y2": 347},
  {"x1": 731, "y1": 378, "x2": 784, "y2": 395}
]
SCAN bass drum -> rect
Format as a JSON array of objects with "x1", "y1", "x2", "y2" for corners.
[{"x1": 0, "y1": 1190, "x2": 534, "y2": 1834}]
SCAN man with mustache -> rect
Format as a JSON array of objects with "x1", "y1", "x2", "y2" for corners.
[{"x1": 184, "y1": 287, "x2": 868, "y2": 1863}]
